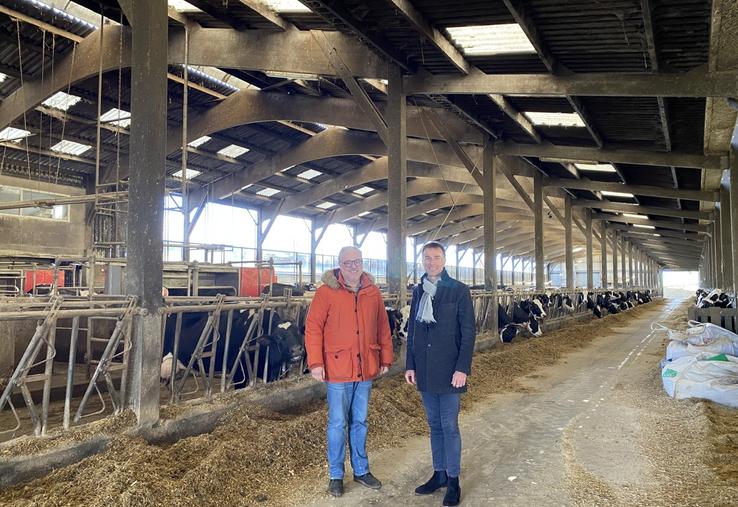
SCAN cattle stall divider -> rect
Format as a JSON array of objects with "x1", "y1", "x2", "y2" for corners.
[
  {"x1": 0, "y1": 296, "x2": 139, "y2": 437},
  {"x1": 0, "y1": 287, "x2": 659, "y2": 442}
]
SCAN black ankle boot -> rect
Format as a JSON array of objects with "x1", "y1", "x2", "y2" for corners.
[
  {"x1": 414, "y1": 470, "x2": 448, "y2": 495},
  {"x1": 443, "y1": 476, "x2": 461, "y2": 506}
]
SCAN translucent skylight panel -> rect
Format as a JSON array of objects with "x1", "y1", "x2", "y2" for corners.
[
  {"x1": 168, "y1": 0, "x2": 202, "y2": 12},
  {"x1": 622, "y1": 213, "x2": 647, "y2": 220},
  {"x1": 298, "y1": 169, "x2": 322, "y2": 180},
  {"x1": 574, "y1": 162, "x2": 616, "y2": 173},
  {"x1": 357, "y1": 211, "x2": 372, "y2": 217},
  {"x1": 524, "y1": 112, "x2": 585, "y2": 128},
  {"x1": 184, "y1": 66, "x2": 239, "y2": 92},
  {"x1": 316, "y1": 201, "x2": 336, "y2": 210},
  {"x1": 50, "y1": 140, "x2": 92, "y2": 156},
  {"x1": 172, "y1": 168, "x2": 201, "y2": 180},
  {"x1": 0, "y1": 127, "x2": 31, "y2": 142},
  {"x1": 445, "y1": 24, "x2": 535, "y2": 56},
  {"x1": 353, "y1": 186, "x2": 374, "y2": 195},
  {"x1": 256, "y1": 187, "x2": 280, "y2": 197},
  {"x1": 0, "y1": 73, "x2": 7, "y2": 83},
  {"x1": 188, "y1": 136, "x2": 211, "y2": 148},
  {"x1": 42, "y1": 91, "x2": 82, "y2": 111},
  {"x1": 633, "y1": 224, "x2": 655, "y2": 229},
  {"x1": 601, "y1": 190, "x2": 635, "y2": 198},
  {"x1": 261, "y1": 0, "x2": 311, "y2": 13},
  {"x1": 217, "y1": 144, "x2": 250, "y2": 159},
  {"x1": 99, "y1": 108, "x2": 131, "y2": 128}
]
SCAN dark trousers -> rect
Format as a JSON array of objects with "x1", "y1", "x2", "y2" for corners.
[{"x1": 420, "y1": 391, "x2": 462, "y2": 477}]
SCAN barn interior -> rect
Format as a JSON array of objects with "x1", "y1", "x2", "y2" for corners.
[{"x1": 0, "y1": 0, "x2": 736, "y2": 504}]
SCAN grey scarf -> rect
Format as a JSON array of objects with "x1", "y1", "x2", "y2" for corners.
[{"x1": 417, "y1": 277, "x2": 437, "y2": 323}]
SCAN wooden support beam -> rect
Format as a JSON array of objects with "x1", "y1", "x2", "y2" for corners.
[
  {"x1": 572, "y1": 199, "x2": 713, "y2": 221},
  {"x1": 495, "y1": 142, "x2": 726, "y2": 170},
  {"x1": 404, "y1": 69, "x2": 738, "y2": 98},
  {"x1": 386, "y1": 0, "x2": 469, "y2": 73},
  {"x1": 591, "y1": 213, "x2": 709, "y2": 233}
]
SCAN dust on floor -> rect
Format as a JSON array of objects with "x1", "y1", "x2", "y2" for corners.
[{"x1": 563, "y1": 298, "x2": 738, "y2": 507}]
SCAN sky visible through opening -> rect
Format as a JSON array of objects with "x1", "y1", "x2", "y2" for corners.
[{"x1": 163, "y1": 198, "x2": 480, "y2": 268}]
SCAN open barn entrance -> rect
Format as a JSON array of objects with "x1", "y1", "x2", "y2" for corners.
[{"x1": 662, "y1": 270, "x2": 699, "y2": 299}]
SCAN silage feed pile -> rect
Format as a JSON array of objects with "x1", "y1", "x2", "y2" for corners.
[{"x1": 1, "y1": 301, "x2": 667, "y2": 507}]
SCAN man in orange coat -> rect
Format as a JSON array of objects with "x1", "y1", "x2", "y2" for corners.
[{"x1": 305, "y1": 245, "x2": 394, "y2": 497}]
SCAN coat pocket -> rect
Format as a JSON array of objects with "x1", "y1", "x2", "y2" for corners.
[
  {"x1": 365, "y1": 343, "x2": 382, "y2": 378},
  {"x1": 325, "y1": 348, "x2": 353, "y2": 379}
]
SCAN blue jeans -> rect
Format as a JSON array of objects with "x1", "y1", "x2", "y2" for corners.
[
  {"x1": 326, "y1": 380, "x2": 372, "y2": 479},
  {"x1": 420, "y1": 391, "x2": 462, "y2": 477}
]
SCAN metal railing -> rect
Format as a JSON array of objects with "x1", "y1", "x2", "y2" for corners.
[{"x1": 0, "y1": 285, "x2": 658, "y2": 443}]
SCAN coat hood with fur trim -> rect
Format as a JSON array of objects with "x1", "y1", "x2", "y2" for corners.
[{"x1": 321, "y1": 269, "x2": 376, "y2": 290}]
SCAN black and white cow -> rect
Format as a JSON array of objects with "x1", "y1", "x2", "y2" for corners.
[{"x1": 161, "y1": 308, "x2": 305, "y2": 388}]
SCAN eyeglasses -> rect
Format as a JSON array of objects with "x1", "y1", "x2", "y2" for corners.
[{"x1": 340, "y1": 259, "x2": 363, "y2": 268}]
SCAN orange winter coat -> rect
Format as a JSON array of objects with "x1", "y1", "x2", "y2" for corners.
[{"x1": 305, "y1": 269, "x2": 393, "y2": 382}]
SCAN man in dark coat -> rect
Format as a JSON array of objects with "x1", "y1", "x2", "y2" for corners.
[{"x1": 405, "y1": 241, "x2": 476, "y2": 506}]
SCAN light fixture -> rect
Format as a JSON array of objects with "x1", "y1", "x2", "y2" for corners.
[
  {"x1": 524, "y1": 112, "x2": 586, "y2": 128},
  {"x1": 622, "y1": 213, "x2": 647, "y2": 220},
  {"x1": 573, "y1": 247, "x2": 584, "y2": 253},
  {"x1": 172, "y1": 168, "x2": 201, "y2": 180},
  {"x1": 445, "y1": 24, "x2": 536, "y2": 56},
  {"x1": 42, "y1": 91, "x2": 82, "y2": 111},
  {"x1": 358, "y1": 211, "x2": 372, "y2": 217},
  {"x1": 601, "y1": 190, "x2": 635, "y2": 198},
  {"x1": 633, "y1": 224, "x2": 655, "y2": 229},
  {"x1": 0, "y1": 72, "x2": 7, "y2": 84},
  {"x1": 217, "y1": 144, "x2": 250, "y2": 159},
  {"x1": 316, "y1": 201, "x2": 336, "y2": 209},
  {"x1": 574, "y1": 162, "x2": 616, "y2": 173},
  {"x1": 50, "y1": 140, "x2": 92, "y2": 156}
]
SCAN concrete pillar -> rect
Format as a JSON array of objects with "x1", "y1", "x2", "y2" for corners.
[
  {"x1": 600, "y1": 222, "x2": 608, "y2": 289},
  {"x1": 730, "y1": 136, "x2": 738, "y2": 293},
  {"x1": 455, "y1": 248, "x2": 461, "y2": 279},
  {"x1": 534, "y1": 172, "x2": 544, "y2": 290},
  {"x1": 713, "y1": 214, "x2": 722, "y2": 288},
  {"x1": 628, "y1": 242, "x2": 634, "y2": 288},
  {"x1": 387, "y1": 64, "x2": 407, "y2": 304},
  {"x1": 126, "y1": 0, "x2": 168, "y2": 427},
  {"x1": 611, "y1": 230, "x2": 619, "y2": 288},
  {"x1": 482, "y1": 139, "x2": 497, "y2": 330},
  {"x1": 309, "y1": 219, "x2": 318, "y2": 284},
  {"x1": 256, "y1": 209, "x2": 264, "y2": 262},
  {"x1": 564, "y1": 196, "x2": 574, "y2": 290},
  {"x1": 620, "y1": 235, "x2": 626, "y2": 288},
  {"x1": 720, "y1": 188, "x2": 733, "y2": 292},
  {"x1": 585, "y1": 209, "x2": 593, "y2": 290}
]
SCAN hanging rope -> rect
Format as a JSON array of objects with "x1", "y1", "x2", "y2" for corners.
[
  {"x1": 14, "y1": 19, "x2": 32, "y2": 181},
  {"x1": 411, "y1": 97, "x2": 480, "y2": 242}
]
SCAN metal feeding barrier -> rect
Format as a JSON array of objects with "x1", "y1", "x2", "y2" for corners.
[
  {"x1": 74, "y1": 297, "x2": 137, "y2": 423},
  {"x1": 0, "y1": 296, "x2": 137, "y2": 437},
  {"x1": 0, "y1": 285, "x2": 659, "y2": 441}
]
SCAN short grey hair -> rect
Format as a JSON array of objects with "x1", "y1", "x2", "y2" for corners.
[{"x1": 338, "y1": 245, "x2": 362, "y2": 262}]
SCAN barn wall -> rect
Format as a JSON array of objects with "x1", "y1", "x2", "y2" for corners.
[{"x1": 0, "y1": 175, "x2": 88, "y2": 258}]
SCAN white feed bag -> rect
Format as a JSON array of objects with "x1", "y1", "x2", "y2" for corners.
[{"x1": 662, "y1": 354, "x2": 738, "y2": 408}]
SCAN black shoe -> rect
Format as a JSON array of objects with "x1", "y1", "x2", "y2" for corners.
[
  {"x1": 414, "y1": 470, "x2": 448, "y2": 495},
  {"x1": 443, "y1": 476, "x2": 461, "y2": 506},
  {"x1": 328, "y1": 479, "x2": 344, "y2": 497},
  {"x1": 353, "y1": 472, "x2": 382, "y2": 490}
]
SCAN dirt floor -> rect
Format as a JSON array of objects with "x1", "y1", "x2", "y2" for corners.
[{"x1": 0, "y1": 298, "x2": 736, "y2": 506}]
